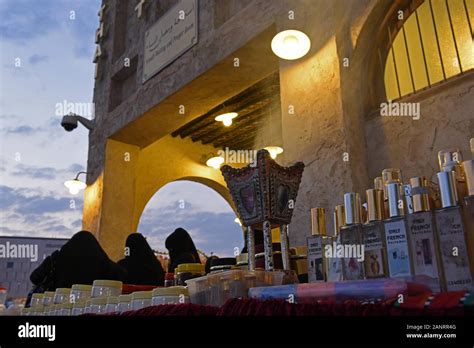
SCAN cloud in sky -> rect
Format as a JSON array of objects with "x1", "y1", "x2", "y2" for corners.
[
  {"x1": 28, "y1": 54, "x2": 49, "y2": 65},
  {"x1": 0, "y1": 0, "x2": 60, "y2": 41},
  {"x1": 9, "y1": 163, "x2": 84, "y2": 180},
  {"x1": 0, "y1": 184, "x2": 83, "y2": 238}
]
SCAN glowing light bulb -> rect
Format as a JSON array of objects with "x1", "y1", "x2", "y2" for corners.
[
  {"x1": 69, "y1": 187, "x2": 80, "y2": 195},
  {"x1": 64, "y1": 179, "x2": 86, "y2": 195},
  {"x1": 264, "y1": 146, "x2": 284, "y2": 159},
  {"x1": 206, "y1": 156, "x2": 225, "y2": 169},
  {"x1": 234, "y1": 218, "x2": 242, "y2": 226},
  {"x1": 271, "y1": 30, "x2": 311, "y2": 60},
  {"x1": 215, "y1": 112, "x2": 238, "y2": 127}
]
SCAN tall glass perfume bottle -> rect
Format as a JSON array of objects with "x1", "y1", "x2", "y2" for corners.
[
  {"x1": 307, "y1": 208, "x2": 326, "y2": 282},
  {"x1": 340, "y1": 193, "x2": 365, "y2": 280},
  {"x1": 382, "y1": 169, "x2": 403, "y2": 218},
  {"x1": 405, "y1": 177, "x2": 442, "y2": 292},
  {"x1": 462, "y1": 138, "x2": 474, "y2": 277},
  {"x1": 462, "y1": 142, "x2": 474, "y2": 274},
  {"x1": 435, "y1": 171, "x2": 473, "y2": 291},
  {"x1": 383, "y1": 182, "x2": 413, "y2": 279},
  {"x1": 326, "y1": 205, "x2": 344, "y2": 282},
  {"x1": 362, "y1": 189, "x2": 388, "y2": 278},
  {"x1": 438, "y1": 149, "x2": 468, "y2": 201}
]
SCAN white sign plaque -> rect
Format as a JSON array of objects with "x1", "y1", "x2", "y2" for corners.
[{"x1": 143, "y1": 0, "x2": 198, "y2": 83}]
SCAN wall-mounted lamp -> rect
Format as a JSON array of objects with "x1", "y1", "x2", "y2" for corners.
[
  {"x1": 64, "y1": 171, "x2": 87, "y2": 195},
  {"x1": 206, "y1": 156, "x2": 225, "y2": 169},
  {"x1": 61, "y1": 113, "x2": 95, "y2": 132},
  {"x1": 215, "y1": 112, "x2": 238, "y2": 127},
  {"x1": 264, "y1": 146, "x2": 284, "y2": 159},
  {"x1": 271, "y1": 30, "x2": 311, "y2": 60}
]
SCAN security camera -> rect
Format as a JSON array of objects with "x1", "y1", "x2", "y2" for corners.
[
  {"x1": 60, "y1": 113, "x2": 95, "y2": 132},
  {"x1": 61, "y1": 115, "x2": 78, "y2": 132}
]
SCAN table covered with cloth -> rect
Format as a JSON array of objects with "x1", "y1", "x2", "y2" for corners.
[{"x1": 92, "y1": 284, "x2": 473, "y2": 316}]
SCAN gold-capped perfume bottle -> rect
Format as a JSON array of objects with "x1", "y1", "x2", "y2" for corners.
[
  {"x1": 307, "y1": 208, "x2": 326, "y2": 282},
  {"x1": 326, "y1": 205, "x2": 344, "y2": 282},
  {"x1": 340, "y1": 193, "x2": 365, "y2": 280},
  {"x1": 462, "y1": 141, "x2": 474, "y2": 274},
  {"x1": 438, "y1": 149, "x2": 468, "y2": 201},
  {"x1": 382, "y1": 169, "x2": 404, "y2": 218},
  {"x1": 462, "y1": 156, "x2": 474, "y2": 273},
  {"x1": 435, "y1": 171, "x2": 473, "y2": 291},
  {"x1": 383, "y1": 182, "x2": 413, "y2": 279},
  {"x1": 362, "y1": 189, "x2": 388, "y2": 278},
  {"x1": 405, "y1": 177, "x2": 442, "y2": 292}
]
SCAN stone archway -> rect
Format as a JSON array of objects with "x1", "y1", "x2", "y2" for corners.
[
  {"x1": 136, "y1": 178, "x2": 242, "y2": 258},
  {"x1": 83, "y1": 134, "x2": 236, "y2": 260}
]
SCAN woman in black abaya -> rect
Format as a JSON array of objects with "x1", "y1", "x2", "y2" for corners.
[
  {"x1": 118, "y1": 233, "x2": 165, "y2": 285},
  {"x1": 165, "y1": 227, "x2": 201, "y2": 273},
  {"x1": 30, "y1": 230, "x2": 126, "y2": 290}
]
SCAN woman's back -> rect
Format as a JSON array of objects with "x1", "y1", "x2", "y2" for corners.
[
  {"x1": 117, "y1": 233, "x2": 164, "y2": 285},
  {"x1": 31, "y1": 231, "x2": 125, "y2": 289}
]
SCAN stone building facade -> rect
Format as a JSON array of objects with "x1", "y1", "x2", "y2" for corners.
[{"x1": 84, "y1": 0, "x2": 474, "y2": 260}]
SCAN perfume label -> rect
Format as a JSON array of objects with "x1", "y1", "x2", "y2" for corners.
[
  {"x1": 307, "y1": 236, "x2": 324, "y2": 282},
  {"x1": 406, "y1": 211, "x2": 441, "y2": 291},
  {"x1": 325, "y1": 235, "x2": 343, "y2": 282},
  {"x1": 384, "y1": 219, "x2": 412, "y2": 278},
  {"x1": 435, "y1": 208, "x2": 473, "y2": 291},
  {"x1": 463, "y1": 196, "x2": 474, "y2": 276},
  {"x1": 363, "y1": 223, "x2": 386, "y2": 278},
  {"x1": 340, "y1": 225, "x2": 364, "y2": 280}
]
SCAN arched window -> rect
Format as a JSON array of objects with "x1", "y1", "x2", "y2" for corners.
[{"x1": 384, "y1": 0, "x2": 473, "y2": 101}]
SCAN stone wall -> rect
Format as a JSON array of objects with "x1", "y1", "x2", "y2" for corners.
[{"x1": 365, "y1": 73, "x2": 474, "y2": 184}]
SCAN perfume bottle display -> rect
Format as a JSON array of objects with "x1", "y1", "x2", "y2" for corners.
[
  {"x1": 326, "y1": 205, "x2": 344, "y2": 282},
  {"x1": 462, "y1": 138, "x2": 474, "y2": 274},
  {"x1": 383, "y1": 183, "x2": 413, "y2": 279},
  {"x1": 405, "y1": 177, "x2": 442, "y2": 292},
  {"x1": 362, "y1": 189, "x2": 388, "y2": 278},
  {"x1": 340, "y1": 193, "x2": 365, "y2": 280},
  {"x1": 307, "y1": 208, "x2": 326, "y2": 282},
  {"x1": 435, "y1": 171, "x2": 473, "y2": 291}
]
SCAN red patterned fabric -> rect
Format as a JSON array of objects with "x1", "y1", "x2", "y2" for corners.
[
  {"x1": 216, "y1": 298, "x2": 392, "y2": 316},
  {"x1": 119, "y1": 303, "x2": 218, "y2": 316},
  {"x1": 84, "y1": 288, "x2": 471, "y2": 316}
]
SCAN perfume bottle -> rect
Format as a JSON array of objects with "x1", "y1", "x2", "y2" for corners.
[
  {"x1": 362, "y1": 189, "x2": 388, "y2": 278},
  {"x1": 340, "y1": 193, "x2": 365, "y2": 280},
  {"x1": 374, "y1": 177, "x2": 384, "y2": 192},
  {"x1": 461, "y1": 138, "x2": 474, "y2": 274},
  {"x1": 462, "y1": 146, "x2": 474, "y2": 274},
  {"x1": 383, "y1": 182, "x2": 413, "y2": 279},
  {"x1": 435, "y1": 171, "x2": 473, "y2": 291},
  {"x1": 438, "y1": 149, "x2": 468, "y2": 201},
  {"x1": 382, "y1": 169, "x2": 404, "y2": 218},
  {"x1": 326, "y1": 205, "x2": 344, "y2": 282},
  {"x1": 405, "y1": 177, "x2": 442, "y2": 292},
  {"x1": 307, "y1": 208, "x2": 326, "y2": 282}
]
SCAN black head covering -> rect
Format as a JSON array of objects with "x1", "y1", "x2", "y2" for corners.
[
  {"x1": 165, "y1": 228, "x2": 200, "y2": 273},
  {"x1": 117, "y1": 233, "x2": 164, "y2": 285},
  {"x1": 53, "y1": 230, "x2": 125, "y2": 288}
]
